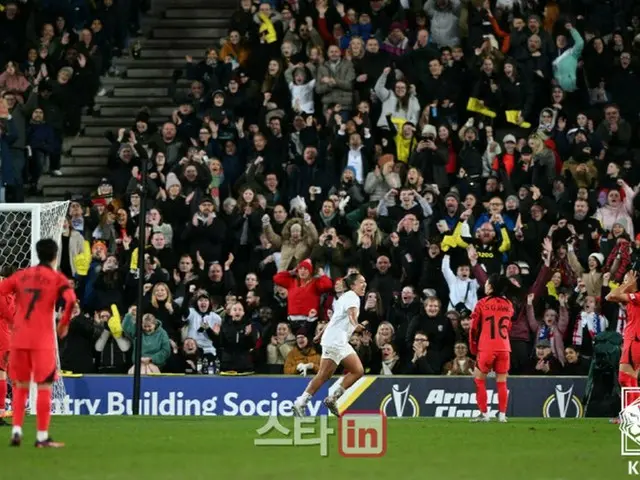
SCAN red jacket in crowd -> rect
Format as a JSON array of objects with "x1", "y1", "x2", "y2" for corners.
[{"x1": 273, "y1": 271, "x2": 333, "y2": 318}]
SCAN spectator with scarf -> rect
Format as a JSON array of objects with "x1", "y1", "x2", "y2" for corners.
[{"x1": 526, "y1": 292, "x2": 569, "y2": 365}]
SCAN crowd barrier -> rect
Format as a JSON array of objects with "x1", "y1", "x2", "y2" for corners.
[{"x1": 52, "y1": 375, "x2": 587, "y2": 418}]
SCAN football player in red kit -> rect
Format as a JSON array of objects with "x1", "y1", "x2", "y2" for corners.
[
  {"x1": 606, "y1": 270, "x2": 640, "y2": 412},
  {"x1": 0, "y1": 239, "x2": 76, "y2": 448},
  {"x1": 469, "y1": 274, "x2": 515, "y2": 423},
  {"x1": 0, "y1": 266, "x2": 16, "y2": 424}
]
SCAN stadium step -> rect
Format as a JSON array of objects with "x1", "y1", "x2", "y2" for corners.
[
  {"x1": 151, "y1": 0, "x2": 236, "y2": 9},
  {"x1": 58, "y1": 166, "x2": 111, "y2": 177},
  {"x1": 82, "y1": 116, "x2": 169, "y2": 126},
  {"x1": 42, "y1": 0, "x2": 233, "y2": 199},
  {"x1": 62, "y1": 155, "x2": 109, "y2": 167},
  {"x1": 43, "y1": 185, "x2": 93, "y2": 197},
  {"x1": 153, "y1": 28, "x2": 226, "y2": 39},
  {"x1": 143, "y1": 39, "x2": 221, "y2": 48},
  {"x1": 139, "y1": 49, "x2": 204, "y2": 60},
  {"x1": 84, "y1": 126, "x2": 113, "y2": 137},
  {"x1": 113, "y1": 58, "x2": 199, "y2": 69},
  {"x1": 95, "y1": 96, "x2": 172, "y2": 106},
  {"x1": 71, "y1": 146, "x2": 111, "y2": 157},
  {"x1": 41, "y1": 175, "x2": 102, "y2": 187},
  {"x1": 146, "y1": 18, "x2": 229, "y2": 28},
  {"x1": 126, "y1": 68, "x2": 176, "y2": 78},
  {"x1": 69, "y1": 137, "x2": 111, "y2": 148},
  {"x1": 164, "y1": 8, "x2": 235, "y2": 18},
  {"x1": 98, "y1": 106, "x2": 174, "y2": 117},
  {"x1": 112, "y1": 87, "x2": 169, "y2": 97},
  {"x1": 101, "y1": 77, "x2": 189, "y2": 87}
]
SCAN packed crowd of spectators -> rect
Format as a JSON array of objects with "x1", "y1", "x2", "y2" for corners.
[
  {"x1": 54, "y1": 0, "x2": 640, "y2": 378},
  {"x1": 0, "y1": 0, "x2": 142, "y2": 202}
]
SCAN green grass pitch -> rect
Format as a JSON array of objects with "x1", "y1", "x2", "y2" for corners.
[{"x1": 3, "y1": 417, "x2": 625, "y2": 480}]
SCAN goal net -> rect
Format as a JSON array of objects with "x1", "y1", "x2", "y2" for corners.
[{"x1": 0, "y1": 201, "x2": 70, "y2": 415}]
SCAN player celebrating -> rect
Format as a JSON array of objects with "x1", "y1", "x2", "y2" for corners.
[
  {"x1": 469, "y1": 274, "x2": 515, "y2": 423},
  {"x1": 605, "y1": 270, "x2": 640, "y2": 404},
  {"x1": 0, "y1": 265, "x2": 16, "y2": 424},
  {"x1": 293, "y1": 273, "x2": 367, "y2": 417},
  {"x1": 0, "y1": 239, "x2": 76, "y2": 447}
]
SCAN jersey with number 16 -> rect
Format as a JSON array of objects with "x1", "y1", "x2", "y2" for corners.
[
  {"x1": 469, "y1": 296, "x2": 514, "y2": 353},
  {"x1": 0, "y1": 265, "x2": 75, "y2": 350}
]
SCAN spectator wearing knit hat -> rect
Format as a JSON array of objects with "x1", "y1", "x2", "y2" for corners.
[{"x1": 284, "y1": 328, "x2": 321, "y2": 375}]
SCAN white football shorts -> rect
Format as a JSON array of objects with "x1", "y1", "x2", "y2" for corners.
[{"x1": 321, "y1": 343, "x2": 356, "y2": 365}]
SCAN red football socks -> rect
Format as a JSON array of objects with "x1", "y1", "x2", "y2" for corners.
[
  {"x1": 497, "y1": 381, "x2": 508, "y2": 414},
  {"x1": 619, "y1": 371, "x2": 638, "y2": 388},
  {"x1": 36, "y1": 388, "x2": 52, "y2": 433},
  {"x1": 12, "y1": 387, "x2": 27, "y2": 428},
  {"x1": 474, "y1": 378, "x2": 488, "y2": 414},
  {"x1": 0, "y1": 378, "x2": 6, "y2": 411},
  {"x1": 619, "y1": 371, "x2": 640, "y2": 405}
]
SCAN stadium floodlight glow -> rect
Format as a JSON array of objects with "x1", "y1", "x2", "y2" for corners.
[{"x1": 0, "y1": 201, "x2": 70, "y2": 415}]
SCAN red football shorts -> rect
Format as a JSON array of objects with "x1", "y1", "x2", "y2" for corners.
[
  {"x1": 0, "y1": 349, "x2": 8, "y2": 371},
  {"x1": 0, "y1": 334, "x2": 9, "y2": 371},
  {"x1": 8, "y1": 349, "x2": 57, "y2": 384},
  {"x1": 621, "y1": 341, "x2": 640, "y2": 369},
  {"x1": 476, "y1": 350, "x2": 510, "y2": 375}
]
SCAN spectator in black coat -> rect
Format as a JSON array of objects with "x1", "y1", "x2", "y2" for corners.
[
  {"x1": 182, "y1": 197, "x2": 227, "y2": 264},
  {"x1": 406, "y1": 296, "x2": 455, "y2": 368},
  {"x1": 530, "y1": 339, "x2": 563, "y2": 375},
  {"x1": 404, "y1": 331, "x2": 440, "y2": 374},
  {"x1": 211, "y1": 302, "x2": 257, "y2": 373},
  {"x1": 561, "y1": 346, "x2": 590, "y2": 376},
  {"x1": 60, "y1": 305, "x2": 101, "y2": 374}
]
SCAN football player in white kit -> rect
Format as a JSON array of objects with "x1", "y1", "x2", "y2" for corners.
[{"x1": 293, "y1": 273, "x2": 367, "y2": 417}]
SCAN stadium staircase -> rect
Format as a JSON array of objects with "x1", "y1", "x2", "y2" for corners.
[{"x1": 40, "y1": 0, "x2": 237, "y2": 198}]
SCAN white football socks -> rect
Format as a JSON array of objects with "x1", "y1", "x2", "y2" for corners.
[
  {"x1": 333, "y1": 386, "x2": 345, "y2": 400},
  {"x1": 36, "y1": 431, "x2": 48, "y2": 442},
  {"x1": 12, "y1": 426, "x2": 22, "y2": 437},
  {"x1": 297, "y1": 391, "x2": 312, "y2": 405}
]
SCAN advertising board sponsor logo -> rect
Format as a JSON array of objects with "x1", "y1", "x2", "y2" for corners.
[
  {"x1": 379, "y1": 384, "x2": 420, "y2": 418},
  {"x1": 541, "y1": 384, "x2": 583, "y2": 418},
  {"x1": 424, "y1": 388, "x2": 499, "y2": 418}
]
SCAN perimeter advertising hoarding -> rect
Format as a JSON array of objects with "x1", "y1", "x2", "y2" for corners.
[{"x1": 55, "y1": 375, "x2": 585, "y2": 417}]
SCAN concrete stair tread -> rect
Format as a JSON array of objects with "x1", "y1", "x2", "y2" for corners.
[
  {"x1": 146, "y1": 18, "x2": 229, "y2": 27},
  {"x1": 71, "y1": 145, "x2": 111, "y2": 155},
  {"x1": 113, "y1": 87, "x2": 169, "y2": 97},
  {"x1": 43, "y1": 185, "x2": 93, "y2": 196},
  {"x1": 83, "y1": 127, "x2": 117, "y2": 137},
  {"x1": 68, "y1": 137, "x2": 111, "y2": 147},
  {"x1": 140, "y1": 49, "x2": 210, "y2": 59},
  {"x1": 144, "y1": 39, "x2": 222, "y2": 47},
  {"x1": 41, "y1": 175, "x2": 104, "y2": 186},
  {"x1": 152, "y1": 0, "x2": 236, "y2": 7},
  {"x1": 57, "y1": 166, "x2": 110, "y2": 176},
  {"x1": 114, "y1": 58, "x2": 196, "y2": 68},
  {"x1": 153, "y1": 28, "x2": 227, "y2": 39},
  {"x1": 102, "y1": 77, "x2": 189, "y2": 87},
  {"x1": 126, "y1": 68, "x2": 177, "y2": 78},
  {"x1": 82, "y1": 116, "x2": 168, "y2": 126},
  {"x1": 165, "y1": 8, "x2": 235, "y2": 18},
  {"x1": 98, "y1": 106, "x2": 174, "y2": 116},
  {"x1": 62, "y1": 156, "x2": 110, "y2": 167},
  {"x1": 95, "y1": 96, "x2": 171, "y2": 106}
]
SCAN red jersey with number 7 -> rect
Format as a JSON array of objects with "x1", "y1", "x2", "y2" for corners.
[
  {"x1": 469, "y1": 296, "x2": 514, "y2": 355},
  {"x1": 0, "y1": 265, "x2": 76, "y2": 350}
]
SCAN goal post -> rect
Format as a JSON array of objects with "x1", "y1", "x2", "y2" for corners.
[{"x1": 0, "y1": 201, "x2": 71, "y2": 415}]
